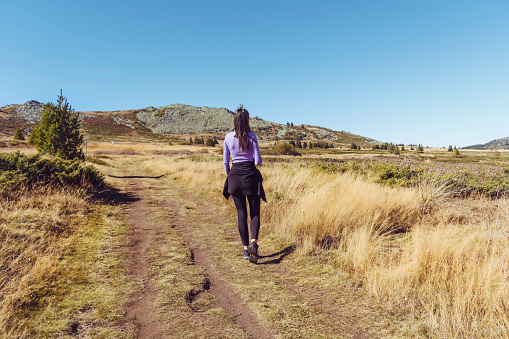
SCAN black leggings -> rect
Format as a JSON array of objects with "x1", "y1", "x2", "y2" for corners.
[{"x1": 232, "y1": 193, "x2": 260, "y2": 247}]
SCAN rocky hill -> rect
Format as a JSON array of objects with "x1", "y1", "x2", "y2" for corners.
[
  {"x1": 464, "y1": 137, "x2": 509, "y2": 150},
  {"x1": 0, "y1": 101, "x2": 379, "y2": 146}
]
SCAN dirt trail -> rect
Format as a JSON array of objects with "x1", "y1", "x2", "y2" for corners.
[
  {"x1": 163, "y1": 196, "x2": 274, "y2": 338},
  {"x1": 112, "y1": 159, "x2": 418, "y2": 338},
  {"x1": 116, "y1": 164, "x2": 272, "y2": 338},
  {"x1": 119, "y1": 180, "x2": 165, "y2": 338}
]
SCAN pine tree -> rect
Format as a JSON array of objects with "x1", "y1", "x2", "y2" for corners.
[
  {"x1": 13, "y1": 127, "x2": 25, "y2": 141},
  {"x1": 448, "y1": 145, "x2": 453, "y2": 152},
  {"x1": 29, "y1": 90, "x2": 84, "y2": 160},
  {"x1": 351, "y1": 143, "x2": 357, "y2": 150}
]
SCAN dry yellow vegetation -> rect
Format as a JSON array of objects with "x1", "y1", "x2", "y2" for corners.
[
  {"x1": 0, "y1": 185, "x2": 132, "y2": 336},
  {"x1": 143, "y1": 154, "x2": 509, "y2": 338}
]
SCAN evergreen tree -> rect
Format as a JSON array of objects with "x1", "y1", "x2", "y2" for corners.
[
  {"x1": 401, "y1": 146, "x2": 405, "y2": 151},
  {"x1": 302, "y1": 141, "x2": 307, "y2": 148},
  {"x1": 296, "y1": 140, "x2": 302, "y2": 148},
  {"x1": 448, "y1": 145, "x2": 453, "y2": 152},
  {"x1": 393, "y1": 146, "x2": 400, "y2": 155},
  {"x1": 29, "y1": 90, "x2": 84, "y2": 160},
  {"x1": 417, "y1": 144, "x2": 424, "y2": 153},
  {"x1": 13, "y1": 127, "x2": 25, "y2": 141},
  {"x1": 189, "y1": 137, "x2": 193, "y2": 144},
  {"x1": 454, "y1": 148, "x2": 460, "y2": 156},
  {"x1": 350, "y1": 143, "x2": 357, "y2": 150}
]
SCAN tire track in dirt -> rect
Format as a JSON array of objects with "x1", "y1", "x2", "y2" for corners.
[
  {"x1": 160, "y1": 192, "x2": 274, "y2": 338},
  {"x1": 120, "y1": 180, "x2": 165, "y2": 338}
]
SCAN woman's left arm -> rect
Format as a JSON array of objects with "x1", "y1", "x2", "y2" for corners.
[
  {"x1": 223, "y1": 139, "x2": 231, "y2": 175},
  {"x1": 252, "y1": 134, "x2": 262, "y2": 165}
]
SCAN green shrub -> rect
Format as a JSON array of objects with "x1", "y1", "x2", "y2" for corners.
[
  {"x1": 314, "y1": 160, "x2": 509, "y2": 198},
  {"x1": 205, "y1": 138, "x2": 215, "y2": 147},
  {"x1": 13, "y1": 127, "x2": 25, "y2": 141},
  {"x1": 276, "y1": 142, "x2": 300, "y2": 156},
  {"x1": 0, "y1": 152, "x2": 104, "y2": 190}
]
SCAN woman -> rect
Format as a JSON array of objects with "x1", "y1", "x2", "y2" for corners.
[{"x1": 223, "y1": 105, "x2": 266, "y2": 264}]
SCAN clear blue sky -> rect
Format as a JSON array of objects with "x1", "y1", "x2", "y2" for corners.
[{"x1": 1, "y1": 0, "x2": 508, "y2": 147}]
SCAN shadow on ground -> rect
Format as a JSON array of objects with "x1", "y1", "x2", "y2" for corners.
[
  {"x1": 258, "y1": 245, "x2": 295, "y2": 265},
  {"x1": 93, "y1": 183, "x2": 140, "y2": 205}
]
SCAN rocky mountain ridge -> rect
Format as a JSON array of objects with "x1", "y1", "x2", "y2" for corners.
[
  {"x1": 0, "y1": 100, "x2": 379, "y2": 145},
  {"x1": 464, "y1": 137, "x2": 509, "y2": 150}
]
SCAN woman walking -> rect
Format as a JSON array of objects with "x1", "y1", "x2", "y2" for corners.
[{"x1": 223, "y1": 105, "x2": 266, "y2": 264}]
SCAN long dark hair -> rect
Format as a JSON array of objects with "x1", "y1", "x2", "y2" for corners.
[{"x1": 234, "y1": 104, "x2": 252, "y2": 152}]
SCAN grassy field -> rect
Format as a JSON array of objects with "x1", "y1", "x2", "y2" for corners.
[
  {"x1": 140, "y1": 144, "x2": 509, "y2": 337},
  {"x1": 0, "y1": 185, "x2": 134, "y2": 337},
  {"x1": 2, "y1": 141, "x2": 509, "y2": 337}
]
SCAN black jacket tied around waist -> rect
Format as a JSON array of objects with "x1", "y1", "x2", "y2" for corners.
[{"x1": 223, "y1": 161, "x2": 266, "y2": 202}]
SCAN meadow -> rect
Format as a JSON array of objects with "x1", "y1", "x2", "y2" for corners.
[
  {"x1": 2, "y1": 141, "x2": 509, "y2": 337},
  {"x1": 141, "y1": 144, "x2": 509, "y2": 338}
]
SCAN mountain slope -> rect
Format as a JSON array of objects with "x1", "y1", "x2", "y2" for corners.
[
  {"x1": 464, "y1": 137, "x2": 509, "y2": 150},
  {"x1": 0, "y1": 101, "x2": 379, "y2": 146}
]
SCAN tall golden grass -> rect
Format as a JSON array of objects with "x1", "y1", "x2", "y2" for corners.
[
  {"x1": 143, "y1": 154, "x2": 509, "y2": 337},
  {"x1": 0, "y1": 186, "x2": 88, "y2": 335}
]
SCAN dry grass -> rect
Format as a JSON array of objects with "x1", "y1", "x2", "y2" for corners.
[
  {"x1": 368, "y1": 222, "x2": 509, "y2": 337},
  {"x1": 143, "y1": 153, "x2": 509, "y2": 337},
  {"x1": 0, "y1": 186, "x2": 88, "y2": 333},
  {"x1": 86, "y1": 141, "x2": 216, "y2": 153},
  {"x1": 0, "y1": 185, "x2": 132, "y2": 337}
]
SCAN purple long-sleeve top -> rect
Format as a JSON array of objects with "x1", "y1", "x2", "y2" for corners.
[{"x1": 223, "y1": 131, "x2": 262, "y2": 175}]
